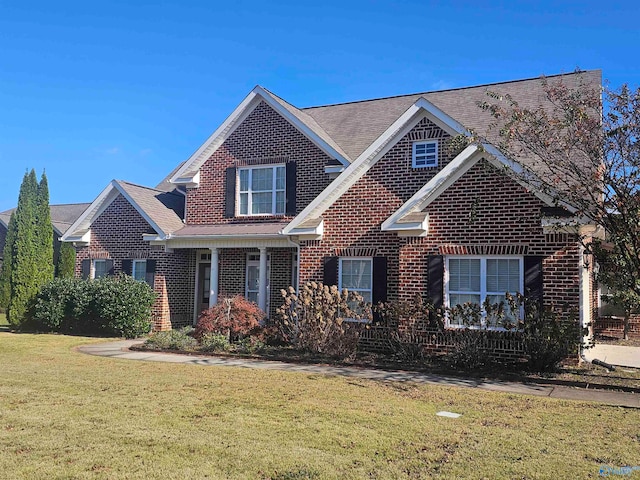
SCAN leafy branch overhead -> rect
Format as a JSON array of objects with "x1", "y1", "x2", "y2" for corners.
[{"x1": 478, "y1": 73, "x2": 640, "y2": 317}]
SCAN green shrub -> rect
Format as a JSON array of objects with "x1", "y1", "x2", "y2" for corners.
[
  {"x1": 198, "y1": 333, "x2": 231, "y2": 353},
  {"x1": 144, "y1": 328, "x2": 198, "y2": 351},
  {"x1": 27, "y1": 275, "x2": 155, "y2": 338},
  {"x1": 89, "y1": 275, "x2": 155, "y2": 338}
]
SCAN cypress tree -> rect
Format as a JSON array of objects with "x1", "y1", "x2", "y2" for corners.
[
  {"x1": 35, "y1": 172, "x2": 54, "y2": 285},
  {"x1": 7, "y1": 170, "x2": 39, "y2": 326},
  {"x1": 56, "y1": 241, "x2": 76, "y2": 278},
  {"x1": 0, "y1": 213, "x2": 16, "y2": 309}
]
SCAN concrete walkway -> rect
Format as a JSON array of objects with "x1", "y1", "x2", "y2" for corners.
[
  {"x1": 584, "y1": 344, "x2": 640, "y2": 369},
  {"x1": 78, "y1": 340, "x2": 640, "y2": 408}
]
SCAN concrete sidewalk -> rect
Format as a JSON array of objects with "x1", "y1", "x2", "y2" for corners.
[
  {"x1": 584, "y1": 344, "x2": 640, "y2": 369},
  {"x1": 78, "y1": 340, "x2": 640, "y2": 408}
]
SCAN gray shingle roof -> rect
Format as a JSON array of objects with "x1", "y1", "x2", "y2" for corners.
[
  {"x1": 0, "y1": 203, "x2": 91, "y2": 235},
  {"x1": 302, "y1": 70, "x2": 601, "y2": 161},
  {"x1": 116, "y1": 181, "x2": 185, "y2": 235}
]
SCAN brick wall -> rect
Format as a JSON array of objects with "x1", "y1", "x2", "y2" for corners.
[
  {"x1": 186, "y1": 100, "x2": 333, "y2": 225},
  {"x1": 75, "y1": 195, "x2": 194, "y2": 330},
  {"x1": 298, "y1": 118, "x2": 582, "y2": 359}
]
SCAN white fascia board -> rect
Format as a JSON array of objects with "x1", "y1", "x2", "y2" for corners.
[
  {"x1": 382, "y1": 217, "x2": 429, "y2": 237},
  {"x1": 60, "y1": 181, "x2": 120, "y2": 241},
  {"x1": 324, "y1": 165, "x2": 345, "y2": 175},
  {"x1": 413, "y1": 98, "x2": 470, "y2": 137},
  {"x1": 170, "y1": 90, "x2": 262, "y2": 184},
  {"x1": 283, "y1": 103, "x2": 430, "y2": 234},
  {"x1": 283, "y1": 219, "x2": 324, "y2": 240},
  {"x1": 480, "y1": 143, "x2": 579, "y2": 214},
  {"x1": 63, "y1": 230, "x2": 91, "y2": 245},
  {"x1": 254, "y1": 86, "x2": 350, "y2": 167},
  {"x1": 382, "y1": 145, "x2": 480, "y2": 231}
]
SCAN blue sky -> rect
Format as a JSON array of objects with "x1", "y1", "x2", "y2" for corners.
[{"x1": 1, "y1": 0, "x2": 638, "y2": 211}]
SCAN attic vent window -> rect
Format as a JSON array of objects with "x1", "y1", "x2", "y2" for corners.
[{"x1": 412, "y1": 141, "x2": 438, "y2": 168}]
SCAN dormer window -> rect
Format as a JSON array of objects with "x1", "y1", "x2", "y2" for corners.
[
  {"x1": 412, "y1": 141, "x2": 438, "y2": 168},
  {"x1": 238, "y1": 165, "x2": 286, "y2": 215}
]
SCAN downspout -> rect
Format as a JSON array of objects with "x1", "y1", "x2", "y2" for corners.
[{"x1": 578, "y1": 243, "x2": 594, "y2": 363}]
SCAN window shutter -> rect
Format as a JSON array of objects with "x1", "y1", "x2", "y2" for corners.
[
  {"x1": 285, "y1": 161, "x2": 297, "y2": 215},
  {"x1": 81, "y1": 259, "x2": 90, "y2": 279},
  {"x1": 121, "y1": 259, "x2": 132, "y2": 276},
  {"x1": 225, "y1": 166, "x2": 237, "y2": 218},
  {"x1": 427, "y1": 255, "x2": 444, "y2": 309},
  {"x1": 323, "y1": 256, "x2": 338, "y2": 287},
  {"x1": 105, "y1": 259, "x2": 115, "y2": 276},
  {"x1": 145, "y1": 259, "x2": 156, "y2": 287},
  {"x1": 372, "y1": 256, "x2": 387, "y2": 304},
  {"x1": 524, "y1": 255, "x2": 544, "y2": 310}
]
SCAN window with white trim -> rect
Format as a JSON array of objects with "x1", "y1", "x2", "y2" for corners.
[
  {"x1": 412, "y1": 140, "x2": 438, "y2": 168},
  {"x1": 93, "y1": 260, "x2": 107, "y2": 279},
  {"x1": 445, "y1": 256, "x2": 523, "y2": 328},
  {"x1": 238, "y1": 165, "x2": 286, "y2": 215},
  {"x1": 339, "y1": 258, "x2": 373, "y2": 303},
  {"x1": 132, "y1": 260, "x2": 147, "y2": 282}
]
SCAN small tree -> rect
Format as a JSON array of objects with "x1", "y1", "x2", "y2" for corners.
[
  {"x1": 478, "y1": 74, "x2": 640, "y2": 333},
  {"x1": 7, "y1": 170, "x2": 39, "y2": 326},
  {"x1": 0, "y1": 213, "x2": 16, "y2": 309},
  {"x1": 34, "y1": 172, "x2": 54, "y2": 286},
  {"x1": 56, "y1": 242, "x2": 76, "y2": 278}
]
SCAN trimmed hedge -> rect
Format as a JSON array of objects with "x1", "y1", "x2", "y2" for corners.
[{"x1": 28, "y1": 275, "x2": 156, "y2": 338}]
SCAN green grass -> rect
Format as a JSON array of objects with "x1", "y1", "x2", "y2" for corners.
[{"x1": 1, "y1": 333, "x2": 639, "y2": 479}]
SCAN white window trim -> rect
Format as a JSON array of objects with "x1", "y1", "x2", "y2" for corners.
[
  {"x1": 132, "y1": 260, "x2": 147, "y2": 282},
  {"x1": 444, "y1": 256, "x2": 524, "y2": 330},
  {"x1": 412, "y1": 140, "x2": 438, "y2": 168},
  {"x1": 92, "y1": 259, "x2": 107, "y2": 279},
  {"x1": 238, "y1": 164, "x2": 286, "y2": 216},
  {"x1": 338, "y1": 257, "x2": 373, "y2": 301}
]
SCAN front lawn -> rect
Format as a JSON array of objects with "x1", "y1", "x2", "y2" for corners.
[{"x1": 1, "y1": 333, "x2": 639, "y2": 479}]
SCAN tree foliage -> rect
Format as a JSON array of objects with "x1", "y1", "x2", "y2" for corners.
[
  {"x1": 4, "y1": 170, "x2": 55, "y2": 327},
  {"x1": 56, "y1": 241, "x2": 76, "y2": 278},
  {"x1": 478, "y1": 74, "x2": 640, "y2": 317}
]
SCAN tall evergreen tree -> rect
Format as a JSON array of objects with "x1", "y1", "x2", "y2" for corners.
[
  {"x1": 56, "y1": 241, "x2": 76, "y2": 278},
  {"x1": 35, "y1": 172, "x2": 54, "y2": 285},
  {"x1": 7, "y1": 170, "x2": 39, "y2": 326},
  {"x1": 0, "y1": 213, "x2": 16, "y2": 309}
]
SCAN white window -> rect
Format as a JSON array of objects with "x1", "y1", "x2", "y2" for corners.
[
  {"x1": 339, "y1": 258, "x2": 373, "y2": 303},
  {"x1": 412, "y1": 141, "x2": 438, "y2": 168},
  {"x1": 445, "y1": 256, "x2": 523, "y2": 329},
  {"x1": 93, "y1": 260, "x2": 107, "y2": 279},
  {"x1": 132, "y1": 260, "x2": 147, "y2": 282},
  {"x1": 238, "y1": 165, "x2": 286, "y2": 215}
]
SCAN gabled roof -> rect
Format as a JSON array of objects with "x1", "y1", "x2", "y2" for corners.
[
  {"x1": 0, "y1": 203, "x2": 91, "y2": 236},
  {"x1": 170, "y1": 86, "x2": 351, "y2": 185},
  {"x1": 61, "y1": 180, "x2": 185, "y2": 242}
]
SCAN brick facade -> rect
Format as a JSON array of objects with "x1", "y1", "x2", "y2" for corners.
[
  {"x1": 186, "y1": 100, "x2": 333, "y2": 225},
  {"x1": 75, "y1": 195, "x2": 195, "y2": 330}
]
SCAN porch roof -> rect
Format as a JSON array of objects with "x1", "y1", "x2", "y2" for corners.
[{"x1": 170, "y1": 221, "x2": 289, "y2": 238}]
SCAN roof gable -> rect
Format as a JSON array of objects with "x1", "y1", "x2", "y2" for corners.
[
  {"x1": 170, "y1": 86, "x2": 351, "y2": 185},
  {"x1": 61, "y1": 181, "x2": 184, "y2": 242}
]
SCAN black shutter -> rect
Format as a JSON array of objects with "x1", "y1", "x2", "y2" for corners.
[
  {"x1": 225, "y1": 166, "x2": 237, "y2": 218},
  {"x1": 524, "y1": 255, "x2": 544, "y2": 312},
  {"x1": 121, "y1": 259, "x2": 132, "y2": 276},
  {"x1": 145, "y1": 259, "x2": 156, "y2": 287},
  {"x1": 372, "y1": 256, "x2": 387, "y2": 304},
  {"x1": 285, "y1": 161, "x2": 297, "y2": 215},
  {"x1": 81, "y1": 259, "x2": 90, "y2": 279},
  {"x1": 105, "y1": 259, "x2": 115, "y2": 276},
  {"x1": 427, "y1": 255, "x2": 444, "y2": 309},
  {"x1": 323, "y1": 256, "x2": 338, "y2": 287}
]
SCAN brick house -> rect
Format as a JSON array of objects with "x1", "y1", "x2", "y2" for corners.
[{"x1": 62, "y1": 70, "x2": 609, "y2": 349}]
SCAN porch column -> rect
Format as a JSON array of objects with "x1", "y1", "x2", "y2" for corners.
[
  {"x1": 258, "y1": 247, "x2": 268, "y2": 313},
  {"x1": 209, "y1": 247, "x2": 219, "y2": 308}
]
